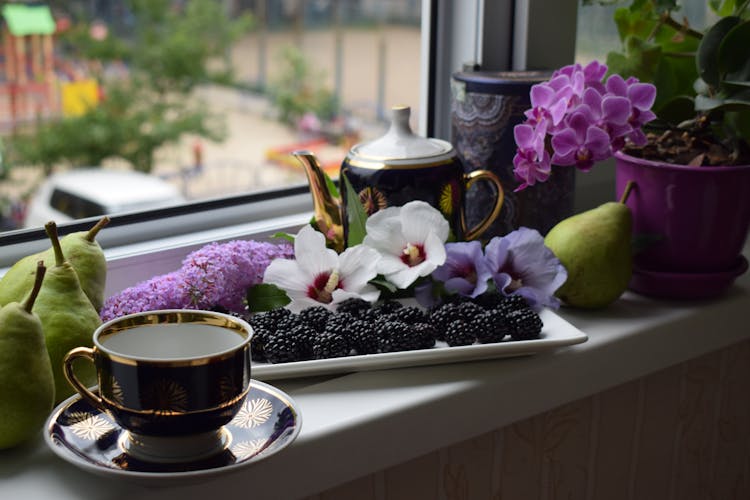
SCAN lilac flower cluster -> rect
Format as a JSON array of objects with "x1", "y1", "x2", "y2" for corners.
[
  {"x1": 423, "y1": 227, "x2": 567, "y2": 310},
  {"x1": 100, "y1": 240, "x2": 294, "y2": 321},
  {"x1": 513, "y1": 61, "x2": 657, "y2": 190}
]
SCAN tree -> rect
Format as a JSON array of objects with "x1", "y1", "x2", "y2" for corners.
[{"x1": 9, "y1": 0, "x2": 252, "y2": 174}]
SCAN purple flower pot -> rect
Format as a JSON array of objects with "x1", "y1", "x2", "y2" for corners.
[{"x1": 615, "y1": 151, "x2": 750, "y2": 298}]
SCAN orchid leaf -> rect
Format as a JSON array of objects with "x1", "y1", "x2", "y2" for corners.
[
  {"x1": 246, "y1": 283, "x2": 290, "y2": 312},
  {"x1": 342, "y1": 175, "x2": 367, "y2": 247}
]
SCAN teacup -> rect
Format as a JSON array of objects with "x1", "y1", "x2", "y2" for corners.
[{"x1": 63, "y1": 309, "x2": 253, "y2": 461}]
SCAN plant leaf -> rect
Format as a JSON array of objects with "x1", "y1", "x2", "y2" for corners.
[
  {"x1": 698, "y1": 16, "x2": 741, "y2": 86},
  {"x1": 271, "y1": 232, "x2": 295, "y2": 242},
  {"x1": 656, "y1": 95, "x2": 696, "y2": 125},
  {"x1": 719, "y1": 20, "x2": 750, "y2": 82},
  {"x1": 342, "y1": 175, "x2": 367, "y2": 247},
  {"x1": 246, "y1": 283, "x2": 290, "y2": 312}
]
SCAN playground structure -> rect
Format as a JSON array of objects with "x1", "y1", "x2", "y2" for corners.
[
  {"x1": 0, "y1": 3, "x2": 58, "y2": 130},
  {"x1": 0, "y1": 3, "x2": 99, "y2": 131}
]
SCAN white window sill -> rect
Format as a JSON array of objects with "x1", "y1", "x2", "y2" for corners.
[{"x1": 2, "y1": 252, "x2": 748, "y2": 499}]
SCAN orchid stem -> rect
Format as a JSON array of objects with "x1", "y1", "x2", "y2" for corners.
[{"x1": 619, "y1": 180, "x2": 635, "y2": 205}]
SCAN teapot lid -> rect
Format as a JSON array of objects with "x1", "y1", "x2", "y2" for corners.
[{"x1": 350, "y1": 106, "x2": 453, "y2": 161}]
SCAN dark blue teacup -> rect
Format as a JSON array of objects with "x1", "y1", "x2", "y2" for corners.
[{"x1": 63, "y1": 310, "x2": 253, "y2": 443}]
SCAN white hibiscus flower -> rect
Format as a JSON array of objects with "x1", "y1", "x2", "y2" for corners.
[
  {"x1": 263, "y1": 225, "x2": 381, "y2": 312},
  {"x1": 363, "y1": 201, "x2": 449, "y2": 289}
]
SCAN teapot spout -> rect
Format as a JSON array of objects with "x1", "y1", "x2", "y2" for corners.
[{"x1": 292, "y1": 150, "x2": 345, "y2": 252}]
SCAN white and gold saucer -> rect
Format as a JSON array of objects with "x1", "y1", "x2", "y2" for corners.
[{"x1": 44, "y1": 379, "x2": 301, "y2": 481}]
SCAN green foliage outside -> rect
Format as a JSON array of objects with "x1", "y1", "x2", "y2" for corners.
[
  {"x1": 269, "y1": 45, "x2": 339, "y2": 127},
  {"x1": 8, "y1": 0, "x2": 253, "y2": 174}
]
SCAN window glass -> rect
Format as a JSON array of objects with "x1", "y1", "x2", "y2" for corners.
[
  {"x1": 0, "y1": 0, "x2": 423, "y2": 233},
  {"x1": 575, "y1": 0, "x2": 718, "y2": 64}
]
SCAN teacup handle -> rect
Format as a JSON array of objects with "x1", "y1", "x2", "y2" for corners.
[
  {"x1": 63, "y1": 347, "x2": 104, "y2": 410},
  {"x1": 462, "y1": 169, "x2": 505, "y2": 241}
]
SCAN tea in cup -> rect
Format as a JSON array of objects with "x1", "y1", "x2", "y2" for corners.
[{"x1": 63, "y1": 309, "x2": 253, "y2": 461}]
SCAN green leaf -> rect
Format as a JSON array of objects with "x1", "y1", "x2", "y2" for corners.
[
  {"x1": 342, "y1": 175, "x2": 368, "y2": 247},
  {"x1": 719, "y1": 20, "x2": 750, "y2": 82},
  {"x1": 246, "y1": 283, "x2": 290, "y2": 313},
  {"x1": 369, "y1": 278, "x2": 397, "y2": 294},
  {"x1": 698, "y1": 16, "x2": 741, "y2": 86},
  {"x1": 324, "y1": 171, "x2": 340, "y2": 199},
  {"x1": 655, "y1": 95, "x2": 697, "y2": 125},
  {"x1": 271, "y1": 232, "x2": 295, "y2": 242},
  {"x1": 709, "y1": 0, "x2": 739, "y2": 17}
]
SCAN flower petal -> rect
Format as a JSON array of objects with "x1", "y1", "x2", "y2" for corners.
[{"x1": 400, "y1": 201, "x2": 450, "y2": 244}]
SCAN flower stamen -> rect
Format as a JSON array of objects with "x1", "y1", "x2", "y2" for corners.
[{"x1": 401, "y1": 243, "x2": 426, "y2": 267}]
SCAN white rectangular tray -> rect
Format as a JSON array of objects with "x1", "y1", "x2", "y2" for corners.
[{"x1": 251, "y1": 308, "x2": 587, "y2": 381}]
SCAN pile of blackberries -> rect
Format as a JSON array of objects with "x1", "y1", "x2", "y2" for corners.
[{"x1": 248, "y1": 293, "x2": 543, "y2": 364}]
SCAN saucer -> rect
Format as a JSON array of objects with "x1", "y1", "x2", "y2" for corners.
[
  {"x1": 44, "y1": 379, "x2": 301, "y2": 483},
  {"x1": 629, "y1": 256, "x2": 749, "y2": 300}
]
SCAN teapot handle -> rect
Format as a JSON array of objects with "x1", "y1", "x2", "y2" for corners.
[{"x1": 461, "y1": 170, "x2": 504, "y2": 241}]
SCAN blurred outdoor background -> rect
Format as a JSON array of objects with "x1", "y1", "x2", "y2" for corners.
[{"x1": 0, "y1": 0, "x2": 717, "y2": 232}]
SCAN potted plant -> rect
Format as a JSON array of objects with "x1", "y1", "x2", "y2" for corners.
[{"x1": 513, "y1": 1, "x2": 750, "y2": 299}]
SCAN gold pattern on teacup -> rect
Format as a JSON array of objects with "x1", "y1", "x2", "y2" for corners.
[
  {"x1": 358, "y1": 187, "x2": 388, "y2": 216},
  {"x1": 218, "y1": 375, "x2": 238, "y2": 401},
  {"x1": 145, "y1": 379, "x2": 188, "y2": 414},
  {"x1": 107, "y1": 376, "x2": 125, "y2": 406},
  {"x1": 68, "y1": 411, "x2": 116, "y2": 440},
  {"x1": 230, "y1": 398, "x2": 273, "y2": 429},
  {"x1": 231, "y1": 439, "x2": 266, "y2": 459},
  {"x1": 439, "y1": 183, "x2": 454, "y2": 217}
]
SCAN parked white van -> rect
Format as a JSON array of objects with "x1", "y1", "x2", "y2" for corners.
[{"x1": 24, "y1": 168, "x2": 185, "y2": 228}]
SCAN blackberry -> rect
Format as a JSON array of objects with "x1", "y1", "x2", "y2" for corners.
[
  {"x1": 335, "y1": 298, "x2": 372, "y2": 317},
  {"x1": 444, "y1": 320, "x2": 476, "y2": 346},
  {"x1": 264, "y1": 332, "x2": 303, "y2": 363},
  {"x1": 428, "y1": 303, "x2": 462, "y2": 333},
  {"x1": 412, "y1": 322, "x2": 437, "y2": 349},
  {"x1": 349, "y1": 319, "x2": 380, "y2": 355},
  {"x1": 392, "y1": 306, "x2": 428, "y2": 325},
  {"x1": 250, "y1": 325, "x2": 273, "y2": 362},
  {"x1": 275, "y1": 313, "x2": 303, "y2": 333},
  {"x1": 497, "y1": 295, "x2": 529, "y2": 315},
  {"x1": 473, "y1": 291, "x2": 505, "y2": 310},
  {"x1": 288, "y1": 323, "x2": 317, "y2": 360},
  {"x1": 312, "y1": 331, "x2": 351, "y2": 359},
  {"x1": 506, "y1": 308, "x2": 543, "y2": 341},
  {"x1": 250, "y1": 308, "x2": 291, "y2": 330},
  {"x1": 456, "y1": 301, "x2": 484, "y2": 319},
  {"x1": 299, "y1": 306, "x2": 332, "y2": 333},
  {"x1": 472, "y1": 311, "x2": 508, "y2": 344},
  {"x1": 325, "y1": 312, "x2": 356, "y2": 334},
  {"x1": 372, "y1": 300, "x2": 404, "y2": 315},
  {"x1": 429, "y1": 301, "x2": 483, "y2": 337},
  {"x1": 377, "y1": 320, "x2": 422, "y2": 352}
]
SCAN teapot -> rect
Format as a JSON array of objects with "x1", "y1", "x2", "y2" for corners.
[{"x1": 293, "y1": 106, "x2": 504, "y2": 252}]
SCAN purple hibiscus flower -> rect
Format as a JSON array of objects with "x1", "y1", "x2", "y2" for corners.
[
  {"x1": 432, "y1": 241, "x2": 493, "y2": 298},
  {"x1": 484, "y1": 227, "x2": 567, "y2": 309}
]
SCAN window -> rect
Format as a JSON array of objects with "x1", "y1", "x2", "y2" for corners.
[{"x1": 575, "y1": 0, "x2": 719, "y2": 63}]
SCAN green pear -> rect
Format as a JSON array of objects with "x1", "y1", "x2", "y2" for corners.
[
  {"x1": 0, "y1": 216, "x2": 109, "y2": 312},
  {"x1": 0, "y1": 262, "x2": 55, "y2": 449},
  {"x1": 35, "y1": 222, "x2": 101, "y2": 403},
  {"x1": 544, "y1": 182, "x2": 634, "y2": 309}
]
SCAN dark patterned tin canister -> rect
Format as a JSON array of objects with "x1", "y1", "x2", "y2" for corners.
[{"x1": 451, "y1": 71, "x2": 576, "y2": 238}]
